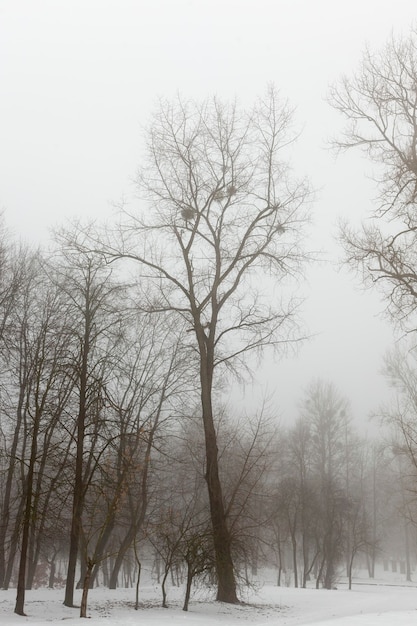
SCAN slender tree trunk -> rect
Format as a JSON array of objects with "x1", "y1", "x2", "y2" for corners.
[
  {"x1": 3, "y1": 496, "x2": 25, "y2": 590},
  {"x1": 161, "y1": 566, "x2": 170, "y2": 608},
  {"x1": 76, "y1": 529, "x2": 88, "y2": 589},
  {"x1": 170, "y1": 566, "x2": 176, "y2": 586},
  {"x1": 135, "y1": 562, "x2": 142, "y2": 609},
  {"x1": 64, "y1": 463, "x2": 83, "y2": 605},
  {"x1": 183, "y1": 564, "x2": 193, "y2": 612},
  {"x1": 316, "y1": 555, "x2": 325, "y2": 589},
  {"x1": 275, "y1": 529, "x2": 283, "y2": 586},
  {"x1": 404, "y1": 522, "x2": 412, "y2": 582},
  {"x1": 64, "y1": 323, "x2": 89, "y2": 607},
  {"x1": 134, "y1": 553, "x2": 141, "y2": 610},
  {"x1": 80, "y1": 559, "x2": 93, "y2": 618},
  {"x1": 302, "y1": 531, "x2": 308, "y2": 588},
  {"x1": 48, "y1": 553, "x2": 57, "y2": 589},
  {"x1": 369, "y1": 459, "x2": 377, "y2": 579},
  {"x1": 14, "y1": 411, "x2": 40, "y2": 615},
  {"x1": 290, "y1": 529, "x2": 298, "y2": 588},
  {"x1": 102, "y1": 558, "x2": 109, "y2": 587},
  {"x1": 348, "y1": 550, "x2": 355, "y2": 590},
  {"x1": 154, "y1": 553, "x2": 161, "y2": 584}
]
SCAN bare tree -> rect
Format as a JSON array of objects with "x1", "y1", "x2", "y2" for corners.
[
  {"x1": 286, "y1": 418, "x2": 322, "y2": 588},
  {"x1": 219, "y1": 410, "x2": 278, "y2": 582},
  {"x1": 92, "y1": 314, "x2": 191, "y2": 590},
  {"x1": 95, "y1": 88, "x2": 311, "y2": 602},
  {"x1": 49, "y1": 230, "x2": 127, "y2": 608},
  {"x1": 301, "y1": 380, "x2": 350, "y2": 589},
  {"x1": 380, "y1": 345, "x2": 417, "y2": 576},
  {"x1": 146, "y1": 432, "x2": 212, "y2": 611},
  {"x1": 329, "y1": 27, "x2": 417, "y2": 330},
  {"x1": 0, "y1": 237, "x2": 37, "y2": 589},
  {"x1": 13, "y1": 254, "x2": 74, "y2": 615}
]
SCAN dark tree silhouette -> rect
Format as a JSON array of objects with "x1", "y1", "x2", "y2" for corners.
[{"x1": 92, "y1": 88, "x2": 311, "y2": 602}]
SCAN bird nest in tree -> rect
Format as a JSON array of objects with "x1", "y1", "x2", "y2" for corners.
[
  {"x1": 213, "y1": 185, "x2": 237, "y2": 202},
  {"x1": 181, "y1": 207, "x2": 196, "y2": 221}
]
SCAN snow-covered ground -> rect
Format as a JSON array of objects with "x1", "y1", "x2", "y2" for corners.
[{"x1": 1, "y1": 578, "x2": 417, "y2": 626}]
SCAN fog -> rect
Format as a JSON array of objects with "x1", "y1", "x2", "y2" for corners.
[{"x1": 1, "y1": 0, "x2": 414, "y2": 423}]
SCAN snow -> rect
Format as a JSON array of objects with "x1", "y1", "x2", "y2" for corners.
[{"x1": 1, "y1": 579, "x2": 417, "y2": 626}]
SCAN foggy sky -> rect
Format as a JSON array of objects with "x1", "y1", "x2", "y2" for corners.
[{"x1": 1, "y1": 0, "x2": 415, "y2": 426}]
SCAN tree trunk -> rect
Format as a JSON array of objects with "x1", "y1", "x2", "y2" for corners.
[
  {"x1": 0, "y1": 384, "x2": 26, "y2": 588},
  {"x1": 14, "y1": 410, "x2": 40, "y2": 615},
  {"x1": 154, "y1": 553, "x2": 161, "y2": 584},
  {"x1": 102, "y1": 558, "x2": 109, "y2": 587},
  {"x1": 291, "y1": 531, "x2": 298, "y2": 588},
  {"x1": 64, "y1": 322, "x2": 89, "y2": 607},
  {"x1": 348, "y1": 552, "x2": 354, "y2": 590},
  {"x1": 0, "y1": 432, "x2": 21, "y2": 588},
  {"x1": 404, "y1": 522, "x2": 412, "y2": 582},
  {"x1": 302, "y1": 532, "x2": 308, "y2": 588},
  {"x1": 109, "y1": 525, "x2": 136, "y2": 589},
  {"x1": 89, "y1": 516, "x2": 115, "y2": 587},
  {"x1": 183, "y1": 564, "x2": 193, "y2": 611},
  {"x1": 200, "y1": 346, "x2": 238, "y2": 603},
  {"x1": 134, "y1": 560, "x2": 141, "y2": 610},
  {"x1": 316, "y1": 555, "x2": 325, "y2": 589},
  {"x1": 161, "y1": 567, "x2": 169, "y2": 608},
  {"x1": 80, "y1": 559, "x2": 93, "y2": 618},
  {"x1": 48, "y1": 558, "x2": 56, "y2": 589},
  {"x1": 288, "y1": 515, "x2": 298, "y2": 588},
  {"x1": 3, "y1": 492, "x2": 25, "y2": 590}
]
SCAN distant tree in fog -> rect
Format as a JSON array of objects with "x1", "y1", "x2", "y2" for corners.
[
  {"x1": 380, "y1": 346, "x2": 417, "y2": 577},
  {"x1": 272, "y1": 380, "x2": 358, "y2": 590}
]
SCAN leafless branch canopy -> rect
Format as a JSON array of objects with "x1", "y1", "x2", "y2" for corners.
[
  {"x1": 103, "y1": 88, "x2": 312, "y2": 371},
  {"x1": 330, "y1": 28, "x2": 417, "y2": 331}
]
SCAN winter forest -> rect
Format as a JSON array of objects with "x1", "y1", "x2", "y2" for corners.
[{"x1": 3, "y1": 6, "x2": 417, "y2": 625}]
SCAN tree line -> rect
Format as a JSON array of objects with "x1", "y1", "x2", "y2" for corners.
[
  {"x1": 0, "y1": 227, "x2": 416, "y2": 617},
  {"x1": 3, "y1": 24, "x2": 417, "y2": 617}
]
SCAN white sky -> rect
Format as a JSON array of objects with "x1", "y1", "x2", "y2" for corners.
[{"x1": 1, "y1": 0, "x2": 416, "y2": 426}]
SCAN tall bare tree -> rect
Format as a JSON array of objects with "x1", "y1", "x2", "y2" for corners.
[{"x1": 96, "y1": 88, "x2": 311, "y2": 602}]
